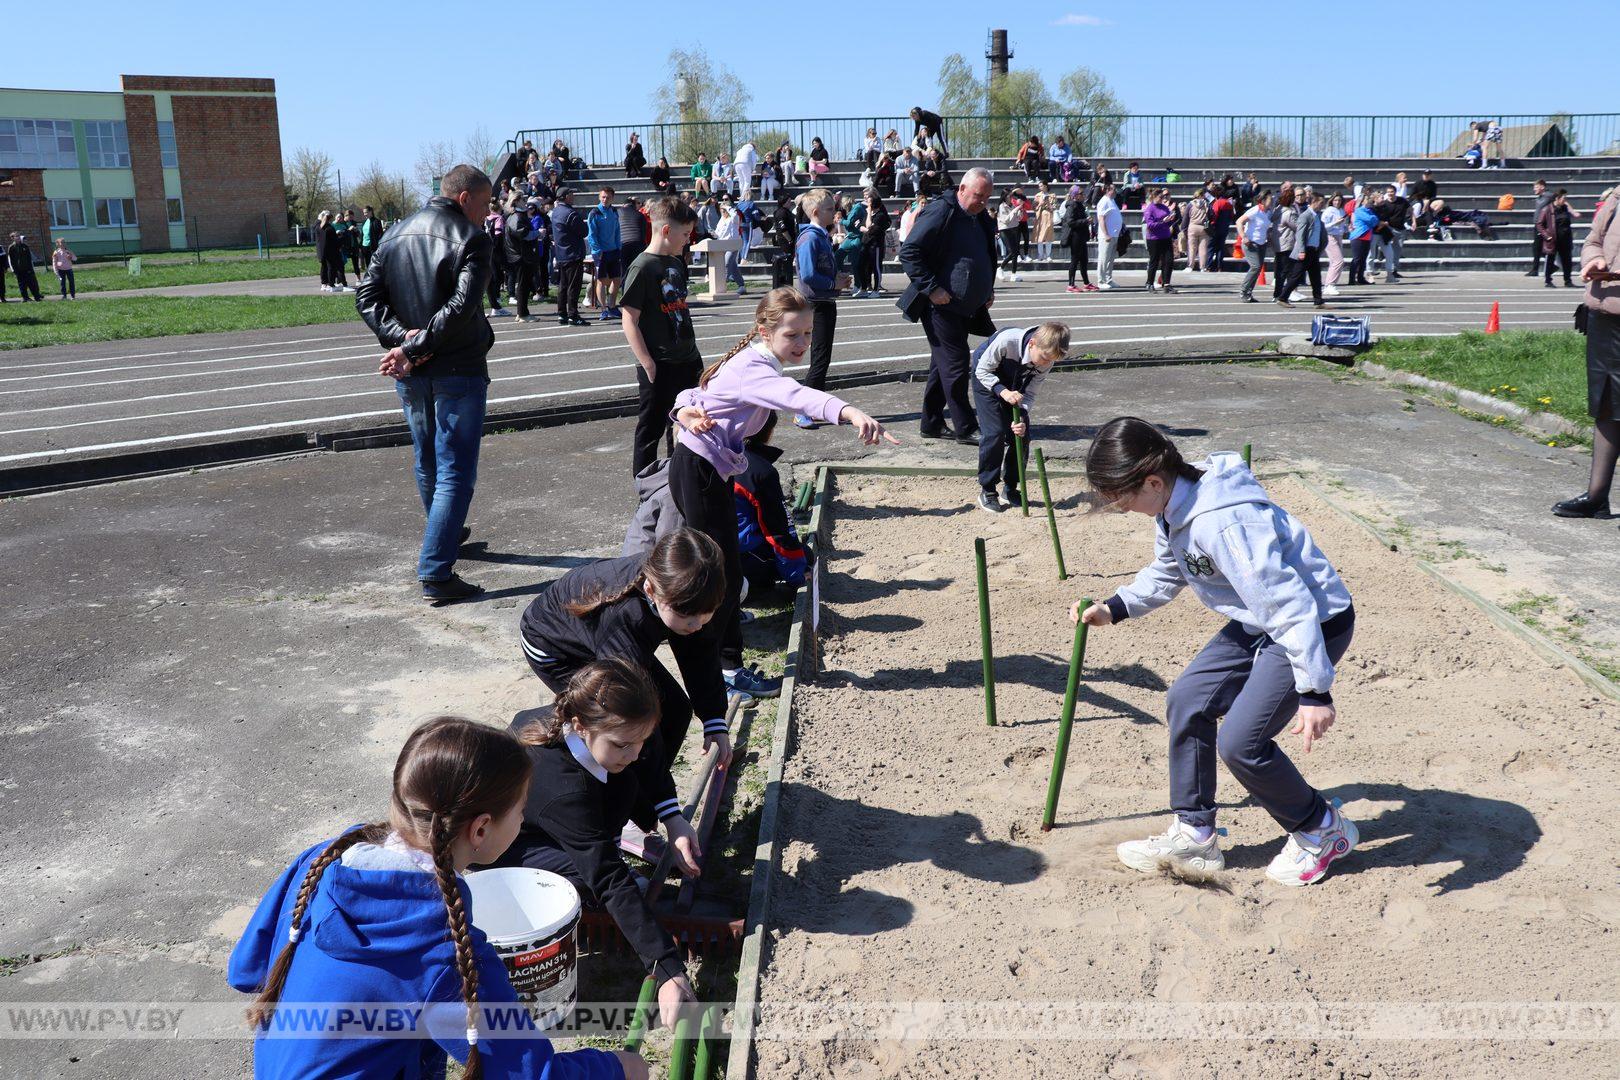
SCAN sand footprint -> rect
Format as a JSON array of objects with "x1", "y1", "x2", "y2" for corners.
[{"x1": 1379, "y1": 896, "x2": 1434, "y2": 951}]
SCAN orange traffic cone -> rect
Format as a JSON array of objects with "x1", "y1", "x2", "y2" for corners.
[
  {"x1": 1233, "y1": 237, "x2": 1244, "y2": 259},
  {"x1": 1485, "y1": 301, "x2": 1501, "y2": 334},
  {"x1": 1257, "y1": 265, "x2": 1267, "y2": 286}
]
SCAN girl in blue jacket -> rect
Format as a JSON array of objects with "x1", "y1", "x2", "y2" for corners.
[
  {"x1": 1071, "y1": 417, "x2": 1358, "y2": 888},
  {"x1": 229, "y1": 716, "x2": 644, "y2": 1080}
]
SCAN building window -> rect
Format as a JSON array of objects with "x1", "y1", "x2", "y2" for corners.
[
  {"x1": 48, "y1": 198, "x2": 85, "y2": 229},
  {"x1": 157, "y1": 121, "x2": 178, "y2": 168},
  {"x1": 0, "y1": 118, "x2": 77, "y2": 168},
  {"x1": 85, "y1": 120, "x2": 130, "y2": 168},
  {"x1": 167, "y1": 198, "x2": 184, "y2": 224},
  {"x1": 95, "y1": 198, "x2": 139, "y2": 227}
]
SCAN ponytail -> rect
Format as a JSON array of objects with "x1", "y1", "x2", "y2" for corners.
[
  {"x1": 566, "y1": 528, "x2": 725, "y2": 620},
  {"x1": 518, "y1": 657, "x2": 660, "y2": 747},
  {"x1": 1085, "y1": 416, "x2": 1204, "y2": 500}
]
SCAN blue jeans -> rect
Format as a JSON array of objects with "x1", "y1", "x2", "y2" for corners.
[{"x1": 394, "y1": 374, "x2": 488, "y2": 581}]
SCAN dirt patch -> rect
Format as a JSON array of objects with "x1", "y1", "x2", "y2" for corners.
[{"x1": 753, "y1": 472, "x2": 1620, "y2": 1078}]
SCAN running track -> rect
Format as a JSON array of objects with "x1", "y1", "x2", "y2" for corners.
[{"x1": 0, "y1": 271, "x2": 1572, "y2": 465}]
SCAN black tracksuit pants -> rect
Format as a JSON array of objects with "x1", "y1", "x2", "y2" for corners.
[
  {"x1": 668, "y1": 443, "x2": 745, "y2": 671},
  {"x1": 972, "y1": 381, "x2": 1026, "y2": 495},
  {"x1": 631, "y1": 361, "x2": 700, "y2": 475}
]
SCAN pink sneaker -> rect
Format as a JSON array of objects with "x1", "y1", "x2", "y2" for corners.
[{"x1": 1065, "y1": 285, "x2": 1083, "y2": 294}]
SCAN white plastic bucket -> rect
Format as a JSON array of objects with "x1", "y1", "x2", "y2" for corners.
[{"x1": 465, "y1": 867, "x2": 581, "y2": 1029}]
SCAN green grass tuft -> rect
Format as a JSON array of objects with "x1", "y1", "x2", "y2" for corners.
[{"x1": 1363, "y1": 330, "x2": 1589, "y2": 427}]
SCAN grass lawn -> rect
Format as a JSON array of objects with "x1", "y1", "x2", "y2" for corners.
[
  {"x1": 1363, "y1": 330, "x2": 1590, "y2": 428},
  {"x1": 0, "y1": 294, "x2": 360, "y2": 350},
  {"x1": 70, "y1": 253, "x2": 321, "y2": 293}
]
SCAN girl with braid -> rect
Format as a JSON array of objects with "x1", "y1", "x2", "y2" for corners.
[
  {"x1": 229, "y1": 717, "x2": 643, "y2": 1080},
  {"x1": 669, "y1": 287, "x2": 899, "y2": 699}
]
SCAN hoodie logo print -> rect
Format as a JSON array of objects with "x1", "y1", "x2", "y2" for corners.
[{"x1": 1184, "y1": 552, "x2": 1216, "y2": 577}]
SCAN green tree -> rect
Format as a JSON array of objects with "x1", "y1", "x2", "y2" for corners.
[
  {"x1": 936, "y1": 53, "x2": 988, "y2": 156},
  {"x1": 988, "y1": 70, "x2": 1059, "y2": 157},
  {"x1": 1056, "y1": 67, "x2": 1128, "y2": 157},
  {"x1": 649, "y1": 47, "x2": 753, "y2": 164},
  {"x1": 1217, "y1": 122, "x2": 1300, "y2": 158}
]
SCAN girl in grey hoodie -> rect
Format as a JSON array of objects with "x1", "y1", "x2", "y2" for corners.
[{"x1": 1071, "y1": 417, "x2": 1358, "y2": 887}]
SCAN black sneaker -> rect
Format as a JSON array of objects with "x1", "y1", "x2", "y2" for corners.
[
  {"x1": 977, "y1": 490, "x2": 1005, "y2": 514},
  {"x1": 1551, "y1": 493, "x2": 1611, "y2": 519},
  {"x1": 422, "y1": 574, "x2": 484, "y2": 604},
  {"x1": 558, "y1": 317, "x2": 570, "y2": 326},
  {"x1": 1275, "y1": 297, "x2": 1294, "y2": 307},
  {"x1": 1002, "y1": 486, "x2": 1022, "y2": 507},
  {"x1": 570, "y1": 317, "x2": 590, "y2": 326}
]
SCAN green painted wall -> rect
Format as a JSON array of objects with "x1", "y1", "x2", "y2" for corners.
[{"x1": 0, "y1": 87, "x2": 125, "y2": 122}]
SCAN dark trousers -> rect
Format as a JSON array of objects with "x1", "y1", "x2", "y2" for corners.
[
  {"x1": 1168, "y1": 609, "x2": 1354, "y2": 833},
  {"x1": 1545, "y1": 237, "x2": 1574, "y2": 284},
  {"x1": 512, "y1": 261, "x2": 536, "y2": 318},
  {"x1": 359, "y1": 244, "x2": 377, "y2": 274},
  {"x1": 806, "y1": 299, "x2": 837, "y2": 391},
  {"x1": 1529, "y1": 233, "x2": 1544, "y2": 274},
  {"x1": 971, "y1": 382, "x2": 1025, "y2": 495},
  {"x1": 348, "y1": 245, "x2": 361, "y2": 276},
  {"x1": 14, "y1": 269, "x2": 42, "y2": 302},
  {"x1": 1271, "y1": 250, "x2": 1289, "y2": 299},
  {"x1": 57, "y1": 269, "x2": 75, "y2": 298},
  {"x1": 522, "y1": 645, "x2": 693, "y2": 774},
  {"x1": 490, "y1": 261, "x2": 509, "y2": 309},
  {"x1": 1066, "y1": 239, "x2": 1091, "y2": 285},
  {"x1": 999, "y1": 228, "x2": 1020, "y2": 272},
  {"x1": 323, "y1": 249, "x2": 347, "y2": 287},
  {"x1": 919, "y1": 304, "x2": 978, "y2": 436},
  {"x1": 632, "y1": 360, "x2": 700, "y2": 475},
  {"x1": 668, "y1": 443, "x2": 745, "y2": 671},
  {"x1": 1207, "y1": 225, "x2": 1230, "y2": 272},
  {"x1": 556, "y1": 259, "x2": 583, "y2": 319},
  {"x1": 1280, "y1": 247, "x2": 1323, "y2": 303},
  {"x1": 1146, "y1": 238, "x2": 1174, "y2": 286},
  {"x1": 1348, "y1": 238, "x2": 1371, "y2": 285}
]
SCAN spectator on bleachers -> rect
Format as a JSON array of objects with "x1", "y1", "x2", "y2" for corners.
[
  {"x1": 899, "y1": 194, "x2": 928, "y2": 242},
  {"x1": 542, "y1": 149, "x2": 564, "y2": 187},
  {"x1": 882, "y1": 129, "x2": 903, "y2": 157},
  {"x1": 1539, "y1": 189, "x2": 1577, "y2": 288},
  {"x1": 894, "y1": 148, "x2": 920, "y2": 197},
  {"x1": 711, "y1": 153, "x2": 734, "y2": 198},
  {"x1": 1321, "y1": 193, "x2": 1347, "y2": 296},
  {"x1": 911, "y1": 126, "x2": 943, "y2": 159},
  {"x1": 873, "y1": 152, "x2": 896, "y2": 197},
  {"x1": 649, "y1": 157, "x2": 674, "y2": 193},
  {"x1": 625, "y1": 133, "x2": 646, "y2": 178},
  {"x1": 734, "y1": 139, "x2": 759, "y2": 198},
  {"x1": 776, "y1": 141, "x2": 797, "y2": 187},
  {"x1": 690, "y1": 153, "x2": 712, "y2": 196},
  {"x1": 910, "y1": 106, "x2": 947, "y2": 156},
  {"x1": 1481, "y1": 118, "x2": 1506, "y2": 169},
  {"x1": 1058, "y1": 185, "x2": 1093, "y2": 292},
  {"x1": 714, "y1": 197, "x2": 745, "y2": 293},
  {"x1": 1085, "y1": 162, "x2": 1113, "y2": 207},
  {"x1": 698, "y1": 196, "x2": 720, "y2": 241},
  {"x1": 1047, "y1": 136, "x2": 1074, "y2": 182},
  {"x1": 551, "y1": 139, "x2": 574, "y2": 180},
  {"x1": 919, "y1": 148, "x2": 947, "y2": 196},
  {"x1": 619, "y1": 196, "x2": 650, "y2": 269},
  {"x1": 1409, "y1": 170, "x2": 1437, "y2": 229},
  {"x1": 1122, "y1": 162, "x2": 1144, "y2": 208},
  {"x1": 1185, "y1": 186, "x2": 1210, "y2": 273},
  {"x1": 1032, "y1": 191, "x2": 1055, "y2": 263},
  {"x1": 808, "y1": 138, "x2": 830, "y2": 177},
  {"x1": 1015, "y1": 135, "x2": 1045, "y2": 182},
  {"x1": 862, "y1": 128, "x2": 881, "y2": 170}
]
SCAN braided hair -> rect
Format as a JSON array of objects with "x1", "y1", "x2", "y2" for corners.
[
  {"x1": 517, "y1": 657, "x2": 661, "y2": 747},
  {"x1": 1084, "y1": 416, "x2": 1205, "y2": 501},
  {"x1": 699, "y1": 287, "x2": 809, "y2": 389},
  {"x1": 245, "y1": 717, "x2": 531, "y2": 1080}
]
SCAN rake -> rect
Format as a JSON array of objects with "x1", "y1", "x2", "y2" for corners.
[{"x1": 579, "y1": 694, "x2": 749, "y2": 958}]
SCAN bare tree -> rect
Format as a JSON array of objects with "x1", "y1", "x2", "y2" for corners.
[
  {"x1": 349, "y1": 160, "x2": 419, "y2": 222},
  {"x1": 462, "y1": 124, "x2": 500, "y2": 170},
  {"x1": 414, "y1": 139, "x2": 458, "y2": 195},
  {"x1": 284, "y1": 146, "x2": 336, "y2": 227}
]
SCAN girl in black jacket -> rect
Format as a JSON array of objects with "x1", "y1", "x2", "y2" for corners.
[
  {"x1": 518, "y1": 528, "x2": 732, "y2": 769},
  {"x1": 500, "y1": 658, "x2": 699, "y2": 1028}
]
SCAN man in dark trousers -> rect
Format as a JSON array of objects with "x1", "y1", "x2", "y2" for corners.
[
  {"x1": 502, "y1": 198, "x2": 541, "y2": 322},
  {"x1": 1527, "y1": 179, "x2": 1552, "y2": 277},
  {"x1": 6, "y1": 233, "x2": 43, "y2": 302},
  {"x1": 356, "y1": 164, "x2": 496, "y2": 604},
  {"x1": 910, "y1": 106, "x2": 948, "y2": 157},
  {"x1": 550, "y1": 187, "x2": 588, "y2": 326},
  {"x1": 358, "y1": 205, "x2": 384, "y2": 273},
  {"x1": 897, "y1": 167, "x2": 997, "y2": 443}
]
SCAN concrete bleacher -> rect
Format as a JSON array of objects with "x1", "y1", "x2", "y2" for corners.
[{"x1": 532, "y1": 156, "x2": 1617, "y2": 277}]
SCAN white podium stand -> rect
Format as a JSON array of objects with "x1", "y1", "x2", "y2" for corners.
[{"x1": 689, "y1": 236, "x2": 743, "y2": 303}]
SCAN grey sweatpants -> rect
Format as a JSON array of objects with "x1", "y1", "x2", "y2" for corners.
[{"x1": 1167, "y1": 608, "x2": 1354, "y2": 833}]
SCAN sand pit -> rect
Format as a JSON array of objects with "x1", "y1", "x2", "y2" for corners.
[{"x1": 750, "y1": 470, "x2": 1620, "y2": 1078}]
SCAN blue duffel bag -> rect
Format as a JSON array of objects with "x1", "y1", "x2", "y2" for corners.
[{"x1": 1310, "y1": 314, "x2": 1370, "y2": 347}]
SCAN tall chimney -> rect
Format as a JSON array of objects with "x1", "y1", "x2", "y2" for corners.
[{"x1": 987, "y1": 29, "x2": 1011, "y2": 79}]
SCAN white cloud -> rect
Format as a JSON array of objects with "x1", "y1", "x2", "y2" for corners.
[{"x1": 1052, "y1": 13, "x2": 1111, "y2": 26}]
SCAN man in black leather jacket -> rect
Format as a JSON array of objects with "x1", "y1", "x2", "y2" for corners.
[{"x1": 356, "y1": 164, "x2": 495, "y2": 604}]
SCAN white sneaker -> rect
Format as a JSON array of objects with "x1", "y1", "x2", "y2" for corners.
[
  {"x1": 490, "y1": 307, "x2": 511, "y2": 317},
  {"x1": 1266, "y1": 804, "x2": 1359, "y2": 887},
  {"x1": 1097, "y1": 281, "x2": 1115, "y2": 290},
  {"x1": 1013, "y1": 274, "x2": 1024, "y2": 282},
  {"x1": 1321, "y1": 286, "x2": 1340, "y2": 297},
  {"x1": 319, "y1": 285, "x2": 333, "y2": 293},
  {"x1": 1117, "y1": 818, "x2": 1224, "y2": 879}
]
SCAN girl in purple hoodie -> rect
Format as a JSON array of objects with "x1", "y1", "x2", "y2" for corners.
[{"x1": 669, "y1": 288, "x2": 897, "y2": 695}]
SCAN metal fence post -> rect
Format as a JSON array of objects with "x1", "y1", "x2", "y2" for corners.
[
  {"x1": 1369, "y1": 116, "x2": 1376, "y2": 158},
  {"x1": 1300, "y1": 116, "x2": 1307, "y2": 154},
  {"x1": 1424, "y1": 116, "x2": 1432, "y2": 156},
  {"x1": 1158, "y1": 115, "x2": 1164, "y2": 157}
]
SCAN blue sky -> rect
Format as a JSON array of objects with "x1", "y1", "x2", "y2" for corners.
[{"x1": 7, "y1": 0, "x2": 1617, "y2": 184}]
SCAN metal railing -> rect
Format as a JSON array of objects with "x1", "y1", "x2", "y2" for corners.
[{"x1": 502, "y1": 113, "x2": 1620, "y2": 168}]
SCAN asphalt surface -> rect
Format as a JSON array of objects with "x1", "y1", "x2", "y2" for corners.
[
  {"x1": 2, "y1": 356, "x2": 1616, "y2": 1078},
  {"x1": 0, "y1": 271, "x2": 1578, "y2": 467}
]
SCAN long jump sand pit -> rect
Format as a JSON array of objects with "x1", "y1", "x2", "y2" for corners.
[{"x1": 750, "y1": 469, "x2": 1620, "y2": 1078}]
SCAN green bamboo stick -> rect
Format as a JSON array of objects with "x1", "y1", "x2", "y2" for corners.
[
  {"x1": 1042, "y1": 601, "x2": 1092, "y2": 831},
  {"x1": 692, "y1": 1004, "x2": 721, "y2": 1079},
  {"x1": 793, "y1": 480, "x2": 813, "y2": 512},
  {"x1": 1014, "y1": 408, "x2": 1030, "y2": 516},
  {"x1": 974, "y1": 537, "x2": 997, "y2": 727},
  {"x1": 1242, "y1": 442, "x2": 1253, "y2": 469},
  {"x1": 1034, "y1": 448, "x2": 1067, "y2": 580},
  {"x1": 623, "y1": 975, "x2": 656, "y2": 1055},
  {"x1": 669, "y1": 1013, "x2": 697, "y2": 1080}
]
